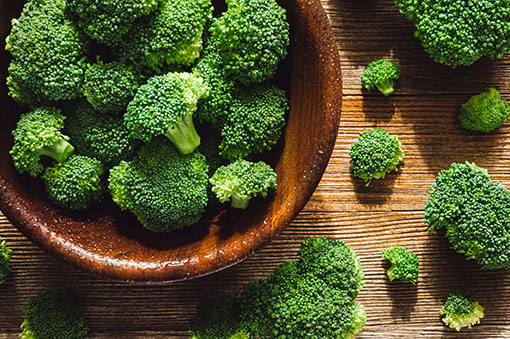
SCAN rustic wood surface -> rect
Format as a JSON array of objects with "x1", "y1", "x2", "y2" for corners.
[{"x1": 1, "y1": 0, "x2": 510, "y2": 337}]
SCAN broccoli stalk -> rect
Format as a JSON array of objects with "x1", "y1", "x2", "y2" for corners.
[
  {"x1": 440, "y1": 290, "x2": 484, "y2": 331},
  {"x1": 382, "y1": 246, "x2": 419, "y2": 284},
  {"x1": 38, "y1": 138, "x2": 75, "y2": 164},
  {"x1": 361, "y1": 60, "x2": 400, "y2": 96},
  {"x1": 164, "y1": 114, "x2": 201, "y2": 156}
]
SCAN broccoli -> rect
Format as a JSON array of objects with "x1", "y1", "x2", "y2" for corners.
[
  {"x1": 108, "y1": 137, "x2": 209, "y2": 233},
  {"x1": 219, "y1": 83, "x2": 288, "y2": 160},
  {"x1": 458, "y1": 88, "x2": 510, "y2": 133},
  {"x1": 190, "y1": 238, "x2": 366, "y2": 339},
  {"x1": 210, "y1": 160, "x2": 277, "y2": 210},
  {"x1": 67, "y1": 0, "x2": 161, "y2": 46},
  {"x1": 42, "y1": 155, "x2": 104, "y2": 211},
  {"x1": 395, "y1": 0, "x2": 510, "y2": 68},
  {"x1": 210, "y1": 0, "x2": 290, "y2": 85},
  {"x1": 0, "y1": 238, "x2": 12, "y2": 285},
  {"x1": 381, "y1": 246, "x2": 419, "y2": 284},
  {"x1": 440, "y1": 290, "x2": 484, "y2": 331},
  {"x1": 10, "y1": 107, "x2": 75, "y2": 178},
  {"x1": 83, "y1": 61, "x2": 144, "y2": 115},
  {"x1": 116, "y1": 0, "x2": 212, "y2": 71},
  {"x1": 425, "y1": 162, "x2": 510, "y2": 269},
  {"x1": 5, "y1": 0, "x2": 88, "y2": 106},
  {"x1": 349, "y1": 128, "x2": 404, "y2": 186},
  {"x1": 19, "y1": 290, "x2": 88, "y2": 339},
  {"x1": 126, "y1": 72, "x2": 209, "y2": 154},
  {"x1": 361, "y1": 60, "x2": 400, "y2": 96}
]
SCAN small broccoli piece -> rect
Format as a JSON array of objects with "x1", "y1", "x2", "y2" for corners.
[
  {"x1": 395, "y1": 0, "x2": 510, "y2": 68},
  {"x1": 440, "y1": 290, "x2": 484, "y2": 331},
  {"x1": 19, "y1": 290, "x2": 88, "y2": 339},
  {"x1": 5, "y1": 0, "x2": 88, "y2": 106},
  {"x1": 425, "y1": 162, "x2": 510, "y2": 269},
  {"x1": 458, "y1": 88, "x2": 510, "y2": 133},
  {"x1": 210, "y1": 160, "x2": 277, "y2": 210},
  {"x1": 219, "y1": 83, "x2": 288, "y2": 160},
  {"x1": 349, "y1": 128, "x2": 404, "y2": 186},
  {"x1": 116, "y1": 0, "x2": 212, "y2": 71},
  {"x1": 83, "y1": 61, "x2": 144, "y2": 115},
  {"x1": 0, "y1": 238, "x2": 12, "y2": 285},
  {"x1": 10, "y1": 107, "x2": 75, "y2": 178},
  {"x1": 126, "y1": 72, "x2": 209, "y2": 154},
  {"x1": 42, "y1": 155, "x2": 104, "y2": 211},
  {"x1": 361, "y1": 60, "x2": 400, "y2": 96},
  {"x1": 382, "y1": 246, "x2": 419, "y2": 284},
  {"x1": 210, "y1": 0, "x2": 290, "y2": 85},
  {"x1": 68, "y1": 0, "x2": 161, "y2": 46},
  {"x1": 108, "y1": 137, "x2": 209, "y2": 233}
]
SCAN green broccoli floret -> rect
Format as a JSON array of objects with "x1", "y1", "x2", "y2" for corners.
[
  {"x1": 458, "y1": 88, "x2": 510, "y2": 133},
  {"x1": 0, "y1": 238, "x2": 12, "y2": 285},
  {"x1": 42, "y1": 155, "x2": 104, "y2": 211},
  {"x1": 382, "y1": 246, "x2": 419, "y2": 284},
  {"x1": 219, "y1": 83, "x2": 288, "y2": 160},
  {"x1": 83, "y1": 61, "x2": 144, "y2": 115},
  {"x1": 108, "y1": 137, "x2": 209, "y2": 233},
  {"x1": 116, "y1": 0, "x2": 212, "y2": 71},
  {"x1": 395, "y1": 0, "x2": 510, "y2": 68},
  {"x1": 440, "y1": 290, "x2": 484, "y2": 331},
  {"x1": 361, "y1": 60, "x2": 400, "y2": 96},
  {"x1": 425, "y1": 162, "x2": 510, "y2": 269},
  {"x1": 125, "y1": 72, "x2": 209, "y2": 154},
  {"x1": 210, "y1": 160, "x2": 277, "y2": 210},
  {"x1": 210, "y1": 0, "x2": 290, "y2": 85},
  {"x1": 10, "y1": 107, "x2": 75, "y2": 178},
  {"x1": 19, "y1": 290, "x2": 88, "y2": 339},
  {"x1": 349, "y1": 128, "x2": 404, "y2": 186},
  {"x1": 68, "y1": 0, "x2": 161, "y2": 46},
  {"x1": 5, "y1": 0, "x2": 88, "y2": 106}
]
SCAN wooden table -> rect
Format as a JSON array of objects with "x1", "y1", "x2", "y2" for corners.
[{"x1": 1, "y1": 1, "x2": 510, "y2": 338}]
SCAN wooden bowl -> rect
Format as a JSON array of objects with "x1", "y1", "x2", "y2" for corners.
[{"x1": 0, "y1": 0, "x2": 341, "y2": 282}]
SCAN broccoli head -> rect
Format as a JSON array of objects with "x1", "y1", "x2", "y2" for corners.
[
  {"x1": 361, "y1": 60, "x2": 400, "y2": 96},
  {"x1": 395, "y1": 0, "x2": 510, "y2": 67},
  {"x1": 10, "y1": 107, "x2": 75, "y2": 178},
  {"x1": 19, "y1": 290, "x2": 88, "y2": 339},
  {"x1": 126, "y1": 72, "x2": 209, "y2": 154},
  {"x1": 0, "y1": 238, "x2": 12, "y2": 285},
  {"x1": 210, "y1": 160, "x2": 277, "y2": 210},
  {"x1": 382, "y1": 246, "x2": 419, "y2": 284},
  {"x1": 5, "y1": 0, "x2": 88, "y2": 106},
  {"x1": 425, "y1": 162, "x2": 510, "y2": 269},
  {"x1": 458, "y1": 88, "x2": 510, "y2": 133},
  {"x1": 349, "y1": 128, "x2": 404, "y2": 186},
  {"x1": 42, "y1": 155, "x2": 104, "y2": 211},
  {"x1": 440, "y1": 290, "x2": 484, "y2": 331},
  {"x1": 108, "y1": 137, "x2": 209, "y2": 233},
  {"x1": 219, "y1": 83, "x2": 288, "y2": 160}
]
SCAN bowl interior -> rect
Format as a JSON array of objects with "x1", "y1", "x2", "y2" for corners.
[{"x1": 0, "y1": 0, "x2": 341, "y2": 282}]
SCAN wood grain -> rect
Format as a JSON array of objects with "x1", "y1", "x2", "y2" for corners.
[{"x1": 1, "y1": 0, "x2": 510, "y2": 337}]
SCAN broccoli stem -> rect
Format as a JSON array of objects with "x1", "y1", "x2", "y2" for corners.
[
  {"x1": 164, "y1": 114, "x2": 201, "y2": 155},
  {"x1": 231, "y1": 193, "x2": 250, "y2": 210},
  {"x1": 38, "y1": 138, "x2": 75, "y2": 163},
  {"x1": 376, "y1": 79, "x2": 396, "y2": 96}
]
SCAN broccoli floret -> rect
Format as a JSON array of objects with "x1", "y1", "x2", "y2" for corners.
[
  {"x1": 440, "y1": 290, "x2": 484, "y2": 331},
  {"x1": 5, "y1": 0, "x2": 88, "y2": 106},
  {"x1": 19, "y1": 290, "x2": 88, "y2": 339},
  {"x1": 0, "y1": 238, "x2": 12, "y2": 285},
  {"x1": 395, "y1": 0, "x2": 510, "y2": 68},
  {"x1": 126, "y1": 72, "x2": 209, "y2": 154},
  {"x1": 68, "y1": 0, "x2": 161, "y2": 46},
  {"x1": 210, "y1": 0, "x2": 290, "y2": 85},
  {"x1": 42, "y1": 155, "x2": 104, "y2": 211},
  {"x1": 458, "y1": 88, "x2": 510, "y2": 133},
  {"x1": 219, "y1": 83, "x2": 288, "y2": 160},
  {"x1": 116, "y1": 0, "x2": 212, "y2": 71},
  {"x1": 349, "y1": 128, "x2": 404, "y2": 186},
  {"x1": 108, "y1": 137, "x2": 209, "y2": 233},
  {"x1": 425, "y1": 162, "x2": 510, "y2": 269},
  {"x1": 361, "y1": 60, "x2": 400, "y2": 96},
  {"x1": 83, "y1": 61, "x2": 144, "y2": 115},
  {"x1": 210, "y1": 160, "x2": 277, "y2": 210},
  {"x1": 10, "y1": 107, "x2": 75, "y2": 178},
  {"x1": 382, "y1": 246, "x2": 419, "y2": 284}
]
